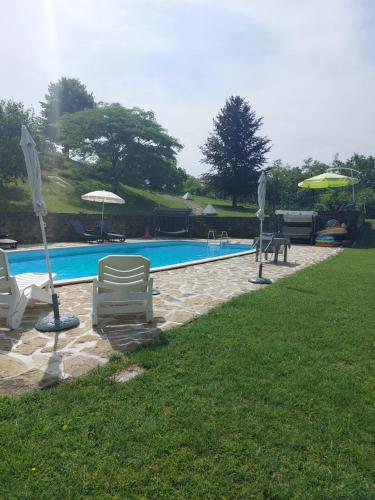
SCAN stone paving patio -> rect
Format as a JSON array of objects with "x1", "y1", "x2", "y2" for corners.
[{"x1": 0, "y1": 242, "x2": 341, "y2": 395}]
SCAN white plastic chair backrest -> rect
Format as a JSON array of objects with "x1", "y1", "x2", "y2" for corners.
[
  {"x1": 98, "y1": 255, "x2": 150, "y2": 292},
  {"x1": 0, "y1": 249, "x2": 10, "y2": 280},
  {"x1": 0, "y1": 249, "x2": 17, "y2": 297}
]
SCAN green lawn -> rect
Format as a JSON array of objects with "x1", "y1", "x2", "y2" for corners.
[{"x1": 0, "y1": 236, "x2": 374, "y2": 497}]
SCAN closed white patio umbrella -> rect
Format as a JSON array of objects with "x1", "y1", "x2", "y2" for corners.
[
  {"x1": 249, "y1": 170, "x2": 272, "y2": 285},
  {"x1": 20, "y1": 125, "x2": 80, "y2": 332},
  {"x1": 81, "y1": 190, "x2": 125, "y2": 236}
]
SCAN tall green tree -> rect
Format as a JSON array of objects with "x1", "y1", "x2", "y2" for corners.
[
  {"x1": 40, "y1": 77, "x2": 95, "y2": 150},
  {"x1": 58, "y1": 103, "x2": 183, "y2": 193},
  {"x1": 0, "y1": 100, "x2": 41, "y2": 184},
  {"x1": 200, "y1": 96, "x2": 271, "y2": 207}
]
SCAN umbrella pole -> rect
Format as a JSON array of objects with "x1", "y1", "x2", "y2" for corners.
[
  {"x1": 259, "y1": 219, "x2": 263, "y2": 279},
  {"x1": 101, "y1": 200, "x2": 104, "y2": 238},
  {"x1": 35, "y1": 215, "x2": 80, "y2": 332},
  {"x1": 38, "y1": 214, "x2": 59, "y2": 319},
  {"x1": 249, "y1": 217, "x2": 271, "y2": 285}
]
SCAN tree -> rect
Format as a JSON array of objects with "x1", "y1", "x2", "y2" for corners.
[
  {"x1": 0, "y1": 100, "x2": 41, "y2": 184},
  {"x1": 125, "y1": 157, "x2": 187, "y2": 192},
  {"x1": 58, "y1": 103, "x2": 183, "y2": 193},
  {"x1": 200, "y1": 96, "x2": 271, "y2": 207},
  {"x1": 182, "y1": 174, "x2": 204, "y2": 195},
  {"x1": 40, "y1": 77, "x2": 95, "y2": 150}
]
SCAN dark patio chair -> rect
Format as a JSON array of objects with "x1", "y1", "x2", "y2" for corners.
[
  {"x1": 70, "y1": 220, "x2": 103, "y2": 243},
  {"x1": 96, "y1": 221, "x2": 126, "y2": 242}
]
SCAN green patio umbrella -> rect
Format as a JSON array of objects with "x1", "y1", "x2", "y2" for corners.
[
  {"x1": 298, "y1": 172, "x2": 360, "y2": 204},
  {"x1": 298, "y1": 172, "x2": 359, "y2": 189}
]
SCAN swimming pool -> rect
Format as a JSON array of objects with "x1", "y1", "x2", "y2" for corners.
[{"x1": 8, "y1": 241, "x2": 254, "y2": 283}]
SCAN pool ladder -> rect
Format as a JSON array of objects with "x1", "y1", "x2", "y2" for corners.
[{"x1": 207, "y1": 230, "x2": 230, "y2": 247}]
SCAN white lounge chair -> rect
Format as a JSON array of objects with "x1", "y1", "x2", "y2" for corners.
[
  {"x1": 92, "y1": 255, "x2": 153, "y2": 326},
  {"x1": 0, "y1": 249, "x2": 55, "y2": 329}
]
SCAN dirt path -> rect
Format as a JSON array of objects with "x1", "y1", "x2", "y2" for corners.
[{"x1": 183, "y1": 199, "x2": 203, "y2": 215}]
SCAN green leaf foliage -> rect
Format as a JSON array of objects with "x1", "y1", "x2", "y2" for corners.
[
  {"x1": 40, "y1": 77, "x2": 95, "y2": 125},
  {"x1": 58, "y1": 103, "x2": 184, "y2": 193},
  {"x1": 201, "y1": 96, "x2": 271, "y2": 207},
  {"x1": 0, "y1": 100, "x2": 41, "y2": 184},
  {"x1": 267, "y1": 156, "x2": 375, "y2": 215},
  {"x1": 40, "y1": 77, "x2": 95, "y2": 146}
]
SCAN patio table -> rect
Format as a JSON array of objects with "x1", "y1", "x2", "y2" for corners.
[{"x1": 255, "y1": 235, "x2": 291, "y2": 264}]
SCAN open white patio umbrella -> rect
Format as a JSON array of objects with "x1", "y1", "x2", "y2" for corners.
[
  {"x1": 20, "y1": 125, "x2": 80, "y2": 332},
  {"x1": 249, "y1": 170, "x2": 272, "y2": 285},
  {"x1": 81, "y1": 190, "x2": 125, "y2": 236}
]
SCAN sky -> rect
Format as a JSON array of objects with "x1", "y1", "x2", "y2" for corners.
[{"x1": 1, "y1": 0, "x2": 374, "y2": 176}]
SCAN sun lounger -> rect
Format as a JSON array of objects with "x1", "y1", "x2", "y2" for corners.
[
  {"x1": 0, "y1": 249, "x2": 55, "y2": 329},
  {"x1": 70, "y1": 220, "x2": 103, "y2": 243},
  {"x1": 96, "y1": 222, "x2": 126, "y2": 242},
  {"x1": 92, "y1": 255, "x2": 153, "y2": 326}
]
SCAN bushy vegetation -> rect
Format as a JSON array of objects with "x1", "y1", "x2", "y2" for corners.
[{"x1": 267, "y1": 155, "x2": 375, "y2": 215}]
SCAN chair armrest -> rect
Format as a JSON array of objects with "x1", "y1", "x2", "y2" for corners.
[{"x1": 147, "y1": 277, "x2": 154, "y2": 292}]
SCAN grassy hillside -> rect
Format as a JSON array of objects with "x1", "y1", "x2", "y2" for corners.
[
  {"x1": 191, "y1": 195, "x2": 257, "y2": 217},
  {"x1": 0, "y1": 160, "x2": 256, "y2": 217}
]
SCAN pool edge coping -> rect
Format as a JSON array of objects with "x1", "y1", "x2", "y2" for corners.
[{"x1": 8, "y1": 239, "x2": 256, "y2": 287}]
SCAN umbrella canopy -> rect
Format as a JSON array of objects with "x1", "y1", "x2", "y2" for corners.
[
  {"x1": 81, "y1": 190, "x2": 125, "y2": 236},
  {"x1": 20, "y1": 125, "x2": 47, "y2": 216},
  {"x1": 249, "y1": 170, "x2": 271, "y2": 284},
  {"x1": 81, "y1": 190, "x2": 125, "y2": 204},
  {"x1": 298, "y1": 172, "x2": 359, "y2": 189},
  {"x1": 256, "y1": 171, "x2": 267, "y2": 221}
]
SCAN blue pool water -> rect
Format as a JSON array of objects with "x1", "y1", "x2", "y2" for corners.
[{"x1": 8, "y1": 241, "x2": 254, "y2": 282}]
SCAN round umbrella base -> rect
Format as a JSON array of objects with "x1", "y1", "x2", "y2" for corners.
[
  {"x1": 249, "y1": 277, "x2": 272, "y2": 285},
  {"x1": 36, "y1": 312, "x2": 80, "y2": 332}
]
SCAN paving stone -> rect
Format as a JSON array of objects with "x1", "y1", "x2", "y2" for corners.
[
  {"x1": 111, "y1": 365, "x2": 146, "y2": 383},
  {"x1": 63, "y1": 355, "x2": 106, "y2": 377},
  {"x1": 14, "y1": 336, "x2": 48, "y2": 355},
  {"x1": 81, "y1": 339, "x2": 115, "y2": 357},
  {"x1": 0, "y1": 338, "x2": 14, "y2": 351},
  {"x1": 0, "y1": 368, "x2": 59, "y2": 395},
  {"x1": 0, "y1": 356, "x2": 29, "y2": 378}
]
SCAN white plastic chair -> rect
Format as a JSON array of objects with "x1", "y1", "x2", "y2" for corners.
[
  {"x1": 92, "y1": 255, "x2": 153, "y2": 326},
  {"x1": 0, "y1": 249, "x2": 55, "y2": 329}
]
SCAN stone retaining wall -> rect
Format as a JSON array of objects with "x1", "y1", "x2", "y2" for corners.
[
  {"x1": 0, "y1": 213, "x2": 275, "y2": 243},
  {"x1": 0, "y1": 210, "x2": 364, "y2": 244}
]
